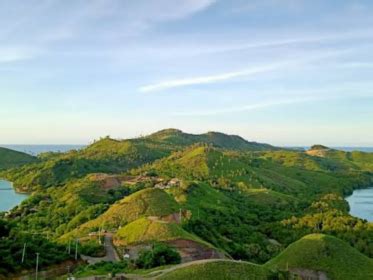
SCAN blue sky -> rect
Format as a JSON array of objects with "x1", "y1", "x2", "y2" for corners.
[{"x1": 1, "y1": 0, "x2": 373, "y2": 145}]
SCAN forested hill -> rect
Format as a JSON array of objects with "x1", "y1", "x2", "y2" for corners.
[
  {"x1": 0, "y1": 147, "x2": 36, "y2": 170},
  {"x1": 144, "y1": 128, "x2": 277, "y2": 151},
  {"x1": 1, "y1": 129, "x2": 373, "y2": 279},
  {"x1": 0, "y1": 129, "x2": 278, "y2": 191}
]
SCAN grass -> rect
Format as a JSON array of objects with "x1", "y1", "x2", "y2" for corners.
[
  {"x1": 61, "y1": 188, "x2": 180, "y2": 239},
  {"x1": 158, "y1": 260, "x2": 273, "y2": 280},
  {"x1": 114, "y1": 217, "x2": 208, "y2": 246},
  {"x1": 0, "y1": 147, "x2": 36, "y2": 171},
  {"x1": 265, "y1": 234, "x2": 373, "y2": 280},
  {"x1": 242, "y1": 188, "x2": 298, "y2": 206}
]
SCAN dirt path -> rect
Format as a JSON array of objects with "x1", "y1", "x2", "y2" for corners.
[{"x1": 81, "y1": 233, "x2": 120, "y2": 265}]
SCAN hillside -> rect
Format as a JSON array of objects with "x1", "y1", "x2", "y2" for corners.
[
  {"x1": 139, "y1": 145, "x2": 372, "y2": 199},
  {"x1": 114, "y1": 217, "x2": 206, "y2": 246},
  {"x1": 145, "y1": 129, "x2": 277, "y2": 151},
  {"x1": 0, "y1": 147, "x2": 36, "y2": 170},
  {"x1": 306, "y1": 145, "x2": 373, "y2": 171},
  {"x1": 1, "y1": 130, "x2": 277, "y2": 191},
  {"x1": 158, "y1": 260, "x2": 273, "y2": 280},
  {"x1": 61, "y1": 188, "x2": 180, "y2": 239},
  {"x1": 265, "y1": 234, "x2": 373, "y2": 280}
]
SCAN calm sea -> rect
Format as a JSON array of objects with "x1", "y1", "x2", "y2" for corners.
[
  {"x1": 0, "y1": 145, "x2": 85, "y2": 212},
  {"x1": 346, "y1": 188, "x2": 373, "y2": 222},
  {"x1": 0, "y1": 180, "x2": 29, "y2": 212}
]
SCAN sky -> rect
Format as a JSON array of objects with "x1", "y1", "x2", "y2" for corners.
[{"x1": 1, "y1": 0, "x2": 373, "y2": 146}]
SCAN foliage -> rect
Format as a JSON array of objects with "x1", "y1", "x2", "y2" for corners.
[
  {"x1": 79, "y1": 239, "x2": 105, "y2": 257},
  {"x1": 135, "y1": 243, "x2": 181, "y2": 269},
  {"x1": 62, "y1": 188, "x2": 179, "y2": 239},
  {"x1": 115, "y1": 217, "x2": 207, "y2": 246},
  {"x1": 74, "y1": 261, "x2": 129, "y2": 277},
  {"x1": 271, "y1": 194, "x2": 373, "y2": 257},
  {"x1": 265, "y1": 234, "x2": 373, "y2": 280},
  {"x1": 0, "y1": 222, "x2": 71, "y2": 275}
]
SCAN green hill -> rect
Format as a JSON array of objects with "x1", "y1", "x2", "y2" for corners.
[
  {"x1": 306, "y1": 145, "x2": 373, "y2": 171},
  {"x1": 1, "y1": 130, "x2": 277, "y2": 191},
  {"x1": 0, "y1": 147, "x2": 36, "y2": 170},
  {"x1": 61, "y1": 188, "x2": 180, "y2": 239},
  {"x1": 265, "y1": 234, "x2": 373, "y2": 280},
  {"x1": 114, "y1": 217, "x2": 207, "y2": 246},
  {"x1": 158, "y1": 260, "x2": 273, "y2": 280},
  {"x1": 145, "y1": 129, "x2": 277, "y2": 151}
]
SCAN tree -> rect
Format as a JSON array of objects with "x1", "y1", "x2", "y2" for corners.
[{"x1": 135, "y1": 243, "x2": 181, "y2": 269}]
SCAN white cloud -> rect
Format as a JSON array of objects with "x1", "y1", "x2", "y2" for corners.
[{"x1": 139, "y1": 64, "x2": 281, "y2": 92}]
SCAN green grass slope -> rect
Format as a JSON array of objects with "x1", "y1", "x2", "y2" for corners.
[
  {"x1": 158, "y1": 260, "x2": 273, "y2": 280},
  {"x1": 0, "y1": 147, "x2": 36, "y2": 170},
  {"x1": 140, "y1": 145, "x2": 258, "y2": 184},
  {"x1": 265, "y1": 234, "x2": 373, "y2": 280},
  {"x1": 1, "y1": 138, "x2": 168, "y2": 191},
  {"x1": 61, "y1": 188, "x2": 179, "y2": 239},
  {"x1": 114, "y1": 217, "x2": 207, "y2": 246}
]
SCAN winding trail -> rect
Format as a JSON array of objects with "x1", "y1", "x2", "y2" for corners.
[{"x1": 81, "y1": 233, "x2": 120, "y2": 265}]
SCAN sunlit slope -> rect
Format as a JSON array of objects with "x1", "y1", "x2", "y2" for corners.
[
  {"x1": 265, "y1": 234, "x2": 373, "y2": 280},
  {"x1": 306, "y1": 145, "x2": 373, "y2": 171},
  {"x1": 114, "y1": 217, "x2": 207, "y2": 246},
  {"x1": 140, "y1": 145, "x2": 371, "y2": 198},
  {"x1": 61, "y1": 188, "x2": 179, "y2": 239},
  {"x1": 1, "y1": 129, "x2": 278, "y2": 191}
]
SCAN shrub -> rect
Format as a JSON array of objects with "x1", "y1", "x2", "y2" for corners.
[{"x1": 136, "y1": 243, "x2": 181, "y2": 269}]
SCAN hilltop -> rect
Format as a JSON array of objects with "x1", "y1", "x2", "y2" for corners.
[
  {"x1": 145, "y1": 129, "x2": 277, "y2": 151},
  {"x1": 265, "y1": 234, "x2": 373, "y2": 280},
  {"x1": 0, "y1": 147, "x2": 36, "y2": 170},
  {"x1": 1, "y1": 129, "x2": 277, "y2": 191}
]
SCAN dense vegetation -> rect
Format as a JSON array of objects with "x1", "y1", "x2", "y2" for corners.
[
  {"x1": 0, "y1": 129, "x2": 372, "y2": 279},
  {"x1": 265, "y1": 234, "x2": 373, "y2": 280},
  {"x1": 0, "y1": 219, "x2": 71, "y2": 276},
  {"x1": 135, "y1": 243, "x2": 181, "y2": 269}
]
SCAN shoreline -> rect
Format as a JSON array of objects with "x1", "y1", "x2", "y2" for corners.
[{"x1": 345, "y1": 186, "x2": 373, "y2": 222}]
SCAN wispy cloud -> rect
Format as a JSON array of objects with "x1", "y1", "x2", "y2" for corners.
[
  {"x1": 139, "y1": 64, "x2": 282, "y2": 92},
  {"x1": 138, "y1": 46, "x2": 355, "y2": 93}
]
